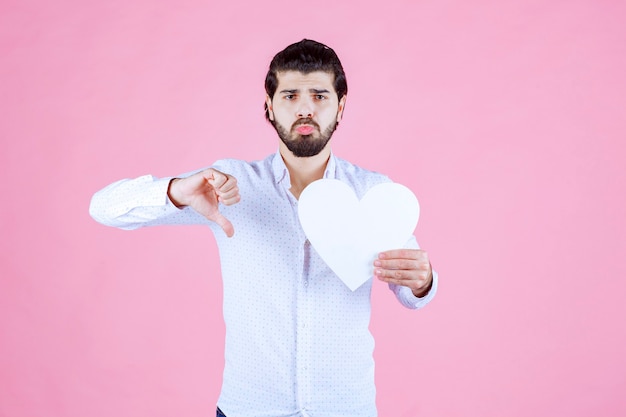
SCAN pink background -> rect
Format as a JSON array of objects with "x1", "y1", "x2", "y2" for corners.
[{"x1": 2, "y1": 0, "x2": 625, "y2": 416}]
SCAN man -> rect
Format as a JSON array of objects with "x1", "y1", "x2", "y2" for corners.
[{"x1": 90, "y1": 39, "x2": 437, "y2": 417}]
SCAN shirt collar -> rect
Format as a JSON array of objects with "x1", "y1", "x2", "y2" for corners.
[{"x1": 271, "y1": 150, "x2": 338, "y2": 187}]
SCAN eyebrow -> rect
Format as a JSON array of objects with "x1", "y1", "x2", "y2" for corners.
[{"x1": 279, "y1": 89, "x2": 331, "y2": 94}]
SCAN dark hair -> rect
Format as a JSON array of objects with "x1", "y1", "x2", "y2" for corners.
[{"x1": 264, "y1": 39, "x2": 348, "y2": 121}]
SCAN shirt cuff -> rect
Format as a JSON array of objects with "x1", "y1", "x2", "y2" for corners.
[{"x1": 392, "y1": 269, "x2": 438, "y2": 310}]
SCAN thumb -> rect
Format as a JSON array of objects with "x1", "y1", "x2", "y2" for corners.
[
  {"x1": 211, "y1": 211, "x2": 235, "y2": 238},
  {"x1": 207, "y1": 169, "x2": 227, "y2": 189}
]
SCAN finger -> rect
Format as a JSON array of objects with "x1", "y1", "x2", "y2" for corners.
[
  {"x1": 219, "y1": 193, "x2": 241, "y2": 206},
  {"x1": 211, "y1": 212, "x2": 235, "y2": 238},
  {"x1": 374, "y1": 267, "x2": 417, "y2": 281},
  {"x1": 376, "y1": 261, "x2": 431, "y2": 281},
  {"x1": 217, "y1": 176, "x2": 238, "y2": 193},
  {"x1": 216, "y1": 184, "x2": 240, "y2": 201},
  {"x1": 374, "y1": 257, "x2": 421, "y2": 271},
  {"x1": 378, "y1": 248, "x2": 422, "y2": 260},
  {"x1": 206, "y1": 169, "x2": 228, "y2": 188},
  {"x1": 375, "y1": 270, "x2": 430, "y2": 293}
]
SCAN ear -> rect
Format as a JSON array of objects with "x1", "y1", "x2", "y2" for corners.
[
  {"x1": 265, "y1": 95, "x2": 275, "y2": 121},
  {"x1": 337, "y1": 95, "x2": 347, "y2": 123}
]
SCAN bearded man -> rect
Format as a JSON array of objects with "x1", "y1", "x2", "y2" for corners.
[{"x1": 90, "y1": 39, "x2": 437, "y2": 417}]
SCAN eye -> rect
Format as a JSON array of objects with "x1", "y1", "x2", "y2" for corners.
[
  {"x1": 314, "y1": 95, "x2": 326, "y2": 100},
  {"x1": 284, "y1": 94, "x2": 296, "y2": 100}
]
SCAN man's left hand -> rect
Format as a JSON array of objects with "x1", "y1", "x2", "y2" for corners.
[{"x1": 374, "y1": 249, "x2": 433, "y2": 297}]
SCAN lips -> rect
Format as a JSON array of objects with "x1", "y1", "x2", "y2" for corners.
[{"x1": 295, "y1": 125, "x2": 315, "y2": 135}]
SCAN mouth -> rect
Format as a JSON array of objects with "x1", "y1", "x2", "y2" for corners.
[{"x1": 295, "y1": 125, "x2": 315, "y2": 135}]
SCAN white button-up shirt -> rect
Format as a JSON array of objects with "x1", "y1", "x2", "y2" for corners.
[{"x1": 90, "y1": 152, "x2": 437, "y2": 417}]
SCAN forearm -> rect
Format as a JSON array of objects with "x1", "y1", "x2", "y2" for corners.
[{"x1": 89, "y1": 175, "x2": 203, "y2": 229}]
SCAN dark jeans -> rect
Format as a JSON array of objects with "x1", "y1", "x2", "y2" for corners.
[{"x1": 216, "y1": 407, "x2": 227, "y2": 417}]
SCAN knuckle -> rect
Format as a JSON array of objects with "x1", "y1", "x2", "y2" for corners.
[{"x1": 396, "y1": 259, "x2": 415, "y2": 270}]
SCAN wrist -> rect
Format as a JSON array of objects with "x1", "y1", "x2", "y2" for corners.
[{"x1": 167, "y1": 178, "x2": 186, "y2": 208}]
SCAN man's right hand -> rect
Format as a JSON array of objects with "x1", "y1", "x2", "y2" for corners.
[{"x1": 167, "y1": 168, "x2": 240, "y2": 237}]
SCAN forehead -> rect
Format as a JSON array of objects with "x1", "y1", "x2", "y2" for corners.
[{"x1": 275, "y1": 71, "x2": 336, "y2": 92}]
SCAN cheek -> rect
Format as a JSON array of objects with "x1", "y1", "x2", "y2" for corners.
[
  {"x1": 275, "y1": 107, "x2": 293, "y2": 120},
  {"x1": 321, "y1": 108, "x2": 339, "y2": 123}
]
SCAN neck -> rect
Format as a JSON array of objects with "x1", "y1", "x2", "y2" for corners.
[{"x1": 280, "y1": 143, "x2": 331, "y2": 199}]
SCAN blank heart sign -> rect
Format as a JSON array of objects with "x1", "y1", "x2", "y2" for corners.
[{"x1": 298, "y1": 179, "x2": 419, "y2": 291}]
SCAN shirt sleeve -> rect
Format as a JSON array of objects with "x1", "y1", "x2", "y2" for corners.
[
  {"x1": 89, "y1": 174, "x2": 209, "y2": 229},
  {"x1": 388, "y1": 236, "x2": 439, "y2": 309}
]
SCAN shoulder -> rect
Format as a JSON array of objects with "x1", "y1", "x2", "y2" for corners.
[{"x1": 211, "y1": 154, "x2": 274, "y2": 179}]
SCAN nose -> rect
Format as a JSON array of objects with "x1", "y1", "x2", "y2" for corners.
[{"x1": 296, "y1": 99, "x2": 314, "y2": 119}]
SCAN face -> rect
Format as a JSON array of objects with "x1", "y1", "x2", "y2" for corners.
[{"x1": 266, "y1": 71, "x2": 346, "y2": 158}]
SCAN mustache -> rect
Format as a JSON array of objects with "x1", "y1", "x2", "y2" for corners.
[{"x1": 292, "y1": 118, "x2": 320, "y2": 130}]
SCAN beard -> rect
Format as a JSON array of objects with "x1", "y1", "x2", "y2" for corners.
[{"x1": 271, "y1": 117, "x2": 338, "y2": 157}]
